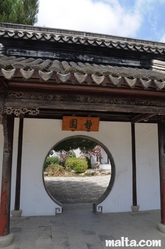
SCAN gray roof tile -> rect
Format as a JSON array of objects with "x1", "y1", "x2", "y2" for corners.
[
  {"x1": 1, "y1": 23, "x2": 165, "y2": 55},
  {"x1": 0, "y1": 56, "x2": 165, "y2": 90}
]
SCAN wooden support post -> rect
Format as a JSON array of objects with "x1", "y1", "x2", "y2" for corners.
[
  {"x1": 14, "y1": 117, "x2": 24, "y2": 211},
  {"x1": 0, "y1": 115, "x2": 14, "y2": 236},
  {"x1": 131, "y1": 123, "x2": 139, "y2": 212},
  {"x1": 131, "y1": 123, "x2": 137, "y2": 206},
  {"x1": 158, "y1": 117, "x2": 165, "y2": 225}
]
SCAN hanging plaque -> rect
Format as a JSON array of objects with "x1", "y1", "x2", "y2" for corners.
[{"x1": 62, "y1": 116, "x2": 100, "y2": 132}]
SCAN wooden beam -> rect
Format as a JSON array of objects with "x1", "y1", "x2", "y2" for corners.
[
  {"x1": 131, "y1": 123, "x2": 137, "y2": 206},
  {"x1": 131, "y1": 114, "x2": 156, "y2": 123},
  {"x1": 158, "y1": 116, "x2": 165, "y2": 224},
  {"x1": 14, "y1": 117, "x2": 24, "y2": 211},
  {"x1": 4, "y1": 98, "x2": 165, "y2": 115},
  {"x1": 0, "y1": 115, "x2": 14, "y2": 236},
  {"x1": 7, "y1": 81, "x2": 165, "y2": 100}
]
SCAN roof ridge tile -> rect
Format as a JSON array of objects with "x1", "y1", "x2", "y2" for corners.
[{"x1": 0, "y1": 23, "x2": 165, "y2": 55}]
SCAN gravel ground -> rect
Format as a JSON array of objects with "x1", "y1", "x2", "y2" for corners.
[{"x1": 44, "y1": 175, "x2": 111, "y2": 204}]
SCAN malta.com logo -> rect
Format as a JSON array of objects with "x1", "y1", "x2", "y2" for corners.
[{"x1": 105, "y1": 237, "x2": 161, "y2": 247}]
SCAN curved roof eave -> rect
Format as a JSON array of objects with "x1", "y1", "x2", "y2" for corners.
[
  {"x1": 0, "y1": 22, "x2": 165, "y2": 55},
  {"x1": 0, "y1": 56, "x2": 165, "y2": 92}
]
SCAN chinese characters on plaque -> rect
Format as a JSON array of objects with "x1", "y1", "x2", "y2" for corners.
[{"x1": 62, "y1": 116, "x2": 100, "y2": 132}]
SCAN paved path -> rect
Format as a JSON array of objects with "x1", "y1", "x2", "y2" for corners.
[
  {"x1": 3, "y1": 209, "x2": 165, "y2": 249},
  {"x1": 3, "y1": 176, "x2": 165, "y2": 248},
  {"x1": 44, "y1": 175, "x2": 110, "y2": 204}
]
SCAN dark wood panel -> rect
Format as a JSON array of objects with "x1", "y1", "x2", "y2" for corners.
[
  {"x1": 158, "y1": 117, "x2": 165, "y2": 224},
  {"x1": 4, "y1": 98, "x2": 165, "y2": 115},
  {"x1": 7, "y1": 81, "x2": 165, "y2": 100}
]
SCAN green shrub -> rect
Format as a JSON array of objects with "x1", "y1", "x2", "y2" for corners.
[
  {"x1": 45, "y1": 163, "x2": 65, "y2": 176},
  {"x1": 65, "y1": 157, "x2": 88, "y2": 173},
  {"x1": 44, "y1": 156, "x2": 59, "y2": 169}
]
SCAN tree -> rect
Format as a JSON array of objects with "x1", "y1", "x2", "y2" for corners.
[
  {"x1": 88, "y1": 145, "x2": 102, "y2": 163},
  {"x1": 54, "y1": 138, "x2": 97, "y2": 152},
  {"x1": 0, "y1": 0, "x2": 39, "y2": 25},
  {"x1": 0, "y1": 0, "x2": 14, "y2": 22}
]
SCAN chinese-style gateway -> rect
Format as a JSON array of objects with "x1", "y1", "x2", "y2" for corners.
[{"x1": 0, "y1": 22, "x2": 165, "y2": 245}]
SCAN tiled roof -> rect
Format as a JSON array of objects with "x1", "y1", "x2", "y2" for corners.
[
  {"x1": 0, "y1": 56, "x2": 165, "y2": 90},
  {"x1": 0, "y1": 23, "x2": 165, "y2": 55}
]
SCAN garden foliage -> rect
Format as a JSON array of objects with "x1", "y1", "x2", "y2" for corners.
[
  {"x1": 0, "y1": 0, "x2": 39, "y2": 25},
  {"x1": 44, "y1": 156, "x2": 59, "y2": 169},
  {"x1": 45, "y1": 163, "x2": 65, "y2": 176},
  {"x1": 65, "y1": 157, "x2": 88, "y2": 173}
]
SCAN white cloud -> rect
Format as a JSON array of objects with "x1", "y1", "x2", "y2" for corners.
[
  {"x1": 36, "y1": 0, "x2": 142, "y2": 37},
  {"x1": 135, "y1": 0, "x2": 164, "y2": 9}
]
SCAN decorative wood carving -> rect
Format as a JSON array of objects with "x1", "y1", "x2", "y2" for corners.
[
  {"x1": 6, "y1": 92, "x2": 165, "y2": 108},
  {"x1": 4, "y1": 107, "x2": 39, "y2": 116},
  {"x1": 3, "y1": 115, "x2": 10, "y2": 153}
]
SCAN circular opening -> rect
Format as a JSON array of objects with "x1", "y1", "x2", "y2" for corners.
[{"x1": 43, "y1": 135, "x2": 115, "y2": 207}]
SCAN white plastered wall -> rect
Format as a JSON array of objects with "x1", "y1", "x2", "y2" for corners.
[
  {"x1": 136, "y1": 123, "x2": 160, "y2": 210},
  {"x1": 19, "y1": 119, "x2": 133, "y2": 215},
  {"x1": 95, "y1": 121, "x2": 132, "y2": 212},
  {"x1": 0, "y1": 119, "x2": 160, "y2": 216}
]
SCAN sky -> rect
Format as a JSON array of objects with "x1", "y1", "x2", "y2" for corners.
[{"x1": 36, "y1": 0, "x2": 165, "y2": 42}]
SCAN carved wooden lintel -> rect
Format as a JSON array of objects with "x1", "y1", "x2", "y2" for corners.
[
  {"x1": 4, "y1": 107, "x2": 39, "y2": 117},
  {"x1": 7, "y1": 91, "x2": 165, "y2": 108}
]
